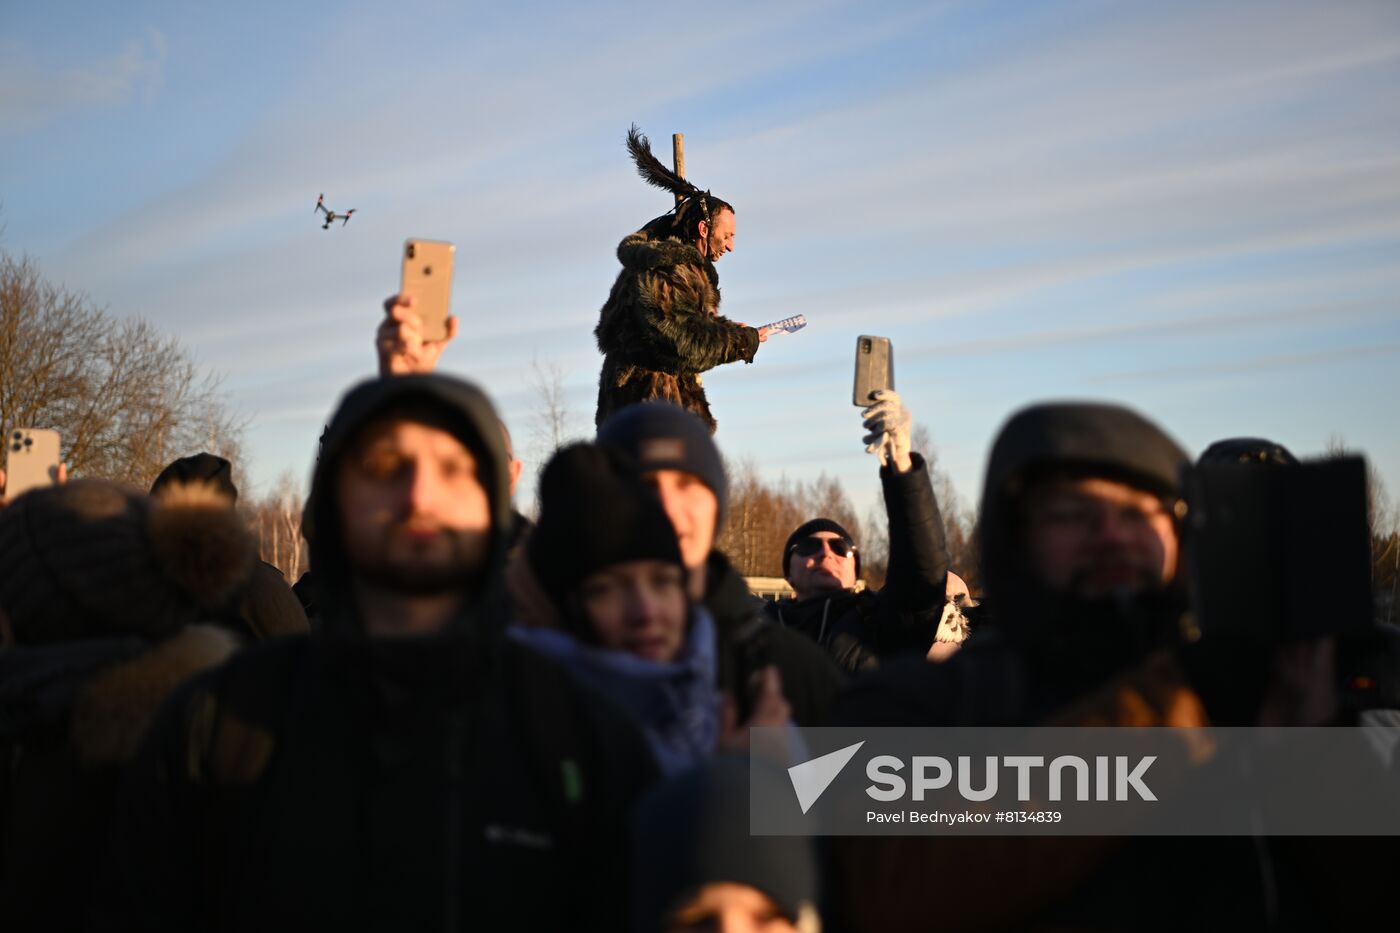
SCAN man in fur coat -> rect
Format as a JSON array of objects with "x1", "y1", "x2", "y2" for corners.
[{"x1": 595, "y1": 127, "x2": 771, "y2": 434}]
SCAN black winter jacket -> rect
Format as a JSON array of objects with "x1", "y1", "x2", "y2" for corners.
[
  {"x1": 826, "y1": 403, "x2": 1304, "y2": 932},
  {"x1": 93, "y1": 376, "x2": 658, "y2": 933},
  {"x1": 703, "y1": 551, "x2": 845, "y2": 726},
  {"x1": 766, "y1": 453, "x2": 948, "y2": 673}
]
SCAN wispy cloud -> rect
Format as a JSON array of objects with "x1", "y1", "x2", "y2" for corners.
[
  {"x1": 0, "y1": 30, "x2": 167, "y2": 134},
  {"x1": 1089, "y1": 342, "x2": 1400, "y2": 386},
  {"x1": 15, "y1": 0, "x2": 1400, "y2": 504}
]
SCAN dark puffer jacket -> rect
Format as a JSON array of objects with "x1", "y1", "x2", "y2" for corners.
[
  {"x1": 766, "y1": 453, "x2": 949, "y2": 673},
  {"x1": 594, "y1": 224, "x2": 759, "y2": 433},
  {"x1": 93, "y1": 375, "x2": 659, "y2": 933}
]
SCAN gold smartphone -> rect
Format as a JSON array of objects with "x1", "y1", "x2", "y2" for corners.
[
  {"x1": 5, "y1": 428, "x2": 62, "y2": 500},
  {"x1": 399, "y1": 239, "x2": 455, "y2": 342}
]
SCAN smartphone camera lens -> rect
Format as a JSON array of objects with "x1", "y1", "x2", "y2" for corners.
[
  {"x1": 11, "y1": 431, "x2": 19, "y2": 440},
  {"x1": 407, "y1": 244, "x2": 416, "y2": 260},
  {"x1": 11, "y1": 443, "x2": 20, "y2": 452},
  {"x1": 23, "y1": 437, "x2": 32, "y2": 447}
]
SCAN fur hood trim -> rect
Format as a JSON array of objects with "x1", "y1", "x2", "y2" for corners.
[
  {"x1": 616, "y1": 230, "x2": 708, "y2": 273},
  {"x1": 70, "y1": 624, "x2": 238, "y2": 764},
  {"x1": 149, "y1": 479, "x2": 257, "y2": 610}
]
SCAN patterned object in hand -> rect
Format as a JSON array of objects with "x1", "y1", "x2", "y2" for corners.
[{"x1": 760, "y1": 314, "x2": 807, "y2": 335}]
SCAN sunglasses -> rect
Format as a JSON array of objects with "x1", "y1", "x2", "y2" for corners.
[{"x1": 790, "y1": 536, "x2": 857, "y2": 559}]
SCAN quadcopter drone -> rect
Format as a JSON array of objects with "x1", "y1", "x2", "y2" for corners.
[{"x1": 315, "y1": 194, "x2": 355, "y2": 229}]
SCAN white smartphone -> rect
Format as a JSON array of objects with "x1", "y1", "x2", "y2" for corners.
[
  {"x1": 5, "y1": 428, "x2": 62, "y2": 500},
  {"x1": 399, "y1": 239, "x2": 455, "y2": 342}
]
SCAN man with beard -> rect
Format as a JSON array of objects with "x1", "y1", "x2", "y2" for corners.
[
  {"x1": 830, "y1": 402, "x2": 1364, "y2": 931},
  {"x1": 594, "y1": 126, "x2": 772, "y2": 433},
  {"x1": 93, "y1": 374, "x2": 657, "y2": 932}
]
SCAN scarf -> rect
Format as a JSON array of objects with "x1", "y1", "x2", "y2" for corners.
[{"x1": 508, "y1": 610, "x2": 721, "y2": 776}]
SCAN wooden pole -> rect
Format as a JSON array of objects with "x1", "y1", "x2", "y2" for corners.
[{"x1": 672, "y1": 133, "x2": 686, "y2": 207}]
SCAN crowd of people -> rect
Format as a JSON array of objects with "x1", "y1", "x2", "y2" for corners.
[{"x1": 2, "y1": 138, "x2": 1398, "y2": 930}]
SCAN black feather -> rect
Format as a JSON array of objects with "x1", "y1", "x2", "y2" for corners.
[{"x1": 626, "y1": 124, "x2": 702, "y2": 200}]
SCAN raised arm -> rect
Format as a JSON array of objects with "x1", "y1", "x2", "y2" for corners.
[{"x1": 864, "y1": 391, "x2": 950, "y2": 652}]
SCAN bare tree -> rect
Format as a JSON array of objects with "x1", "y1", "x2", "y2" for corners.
[
  {"x1": 528, "y1": 356, "x2": 579, "y2": 464},
  {"x1": 719, "y1": 458, "x2": 808, "y2": 577},
  {"x1": 246, "y1": 470, "x2": 307, "y2": 582},
  {"x1": 1, "y1": 250, "x2": 245, "y2": 486},
  {"x1": 1325, "y1": 436, "x2": 1400, "y2": 623},
  {"x1": 717, "y1": 462, "x2": 871, "y2": 580},
  {"x1": 860, "y1": 503, "x2": 890, "y2": 591},
  {"x1": 718, "y1": 429, "x2": 979, "y2": 591}
]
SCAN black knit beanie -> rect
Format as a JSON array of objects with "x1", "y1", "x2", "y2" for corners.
[
  {"x1": 0, "y1": 479, "x2": 255, "y2": 644},
  {"x1": 782, "y1": 517, "x2": 860, "y2": 579},
  {"x1": 527, "y1": 443, "x2": 683, "y2": 620},
  {"x1": 151, "y1": 452, "x2": 238, "y2": 502},
  {"x1": 597, "y1": 402, "x2": 728, "y2": 523}
]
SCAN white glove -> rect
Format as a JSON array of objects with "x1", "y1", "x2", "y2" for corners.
[
  {"x1": 934, "y1": 599, "x2": 970, "y2": 644},
  {"x1": 861, "y1": 389, "x2": 912, "y2": 468}
]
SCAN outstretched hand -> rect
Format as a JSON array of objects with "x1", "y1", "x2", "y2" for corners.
[
  {"x1": 377, "y1": 293, "x2": 459, "y2": 376},
  {"x1": 861, "y1": 389, "x2": 913, "y2": 472},
  {"x1": 740, "y1": 323, "x2": 772, "y2": 343}
]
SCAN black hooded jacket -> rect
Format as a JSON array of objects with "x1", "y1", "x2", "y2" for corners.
[
  {"x1": 93, "y1": 375, "x2": 658, "y2": 933},
  {"x1": 766, "y1": 453, "x2": 949, "y2": 673},
  {"x1": 839, "y1": 403, "x2": 1194, "y2": 725},
  {"x1": 827, "y1": 403, "x2": 1318, "y2": 932}
]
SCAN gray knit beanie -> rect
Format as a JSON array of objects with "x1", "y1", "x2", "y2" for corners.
[{"x1": 597, "y1": 402, "x2": 728, "y2": 524}]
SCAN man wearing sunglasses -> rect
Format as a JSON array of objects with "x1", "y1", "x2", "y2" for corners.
[{"x1": 769, "y1": 390, "x2": 950, "y2": 673}]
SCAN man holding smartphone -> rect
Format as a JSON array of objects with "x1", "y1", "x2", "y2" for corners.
[{"x1": 767, "y1": 390, "x2": 951, "y2": 673}]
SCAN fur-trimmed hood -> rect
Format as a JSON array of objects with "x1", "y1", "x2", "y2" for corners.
[{"x1": 0, "y1": 478, "x2": 257, "y2": 644}]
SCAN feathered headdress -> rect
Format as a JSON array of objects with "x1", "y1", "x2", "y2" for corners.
[{"x1": 626, "y1": 124, "x2": 714, "y2": 225}]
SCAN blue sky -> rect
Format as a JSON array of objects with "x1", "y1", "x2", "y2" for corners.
[{"x1": 3, "y1": 0, "x2": 1398, "y2": 523}]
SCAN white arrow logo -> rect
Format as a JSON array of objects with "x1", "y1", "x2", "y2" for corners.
[{"x1": 788, "y1": 741, "x2": 865, "y2": 814}]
